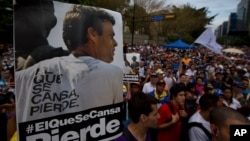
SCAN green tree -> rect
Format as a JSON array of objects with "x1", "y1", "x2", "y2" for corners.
[
  {"x1": 93, "y1": 0, "x2": 126, "y2": 11},
  {"x1": 134, "y1": 0, "x2": 166, "y2": 13},
  {"x1": 161, "y1": 4, "x2": 216, "y2": 43},
  {"x1": 123, "y1": 4, "x2": 150, "y2": 34}
]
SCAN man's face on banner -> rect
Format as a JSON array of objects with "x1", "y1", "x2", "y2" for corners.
[{"x1": 95, "y1": 21, "x2": 117, "y2": 63}]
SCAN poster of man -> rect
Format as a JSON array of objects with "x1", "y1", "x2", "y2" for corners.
[
  {"x1": 14, "y1": 1, "x2": 124, "y2": 140},
  {"x1": 125, "y1": 52, "x2": 140, "y2": 74}
]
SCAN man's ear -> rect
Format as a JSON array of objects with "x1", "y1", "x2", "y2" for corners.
[
  {"x1": 87, "y1": 27, "x2": 97, "y2": 43},
  {"x1": 210, "y1": 123, "x2": 219, "y2": 136},
  {"x1": 140, "y1": 114, "x2": 147, "y2": 122}
]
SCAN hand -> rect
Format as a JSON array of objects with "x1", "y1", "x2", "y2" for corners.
[
  {"x1": 171, "y1": 114, "x2": 179, "y2": 124},
  {"x1": 179, "y1": 110, "x2": 188, "y2": 118},
  {"x1": 200, "y1": 91, "x2": 205, "y2": 95}
]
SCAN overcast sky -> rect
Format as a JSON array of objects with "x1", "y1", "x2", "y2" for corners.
[{"x1": 164, "y1": 0, "x2": 241, "y2": 29}]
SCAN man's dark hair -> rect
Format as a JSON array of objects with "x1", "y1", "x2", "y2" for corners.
[
  {"x1": 196, "y1": 76, "x2": 203, "y2": 82},
  {"x1": 5, "y1": 67, "x2": 14, "y2": 77},
  {"x1": 63, "y1": 5, "x2": 115, "y2": 51},
  {"x1": 179, "y1": 73, "x2": 186, "y2": 78},
  {"x1": 199, "y1": 94, "x2": 219, "y2": 111},
  {"x1": 210, "y1": 107, "x2": 250, "y2": 127},
  {"x1": 128, "y1": 92, "x2": 158, "y2": 123},
  {"x1": 170, "y1": 83, "x2": 186, "y2": 98},
  {"x1": 222, "y1": 85, "x2": 232, "y2": 92}
]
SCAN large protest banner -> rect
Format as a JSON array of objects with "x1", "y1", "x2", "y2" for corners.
[{"x1": 15, "y1": 1, "x2": 124, "y2": 140}]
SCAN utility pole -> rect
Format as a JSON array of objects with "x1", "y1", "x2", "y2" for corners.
[{"x1": 131, "y1": 4, "x2": 135, "y2": 48}]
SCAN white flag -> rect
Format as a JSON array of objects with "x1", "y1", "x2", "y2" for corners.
[
  {"x1": 129, "y1": 0, "x2": 135, "y2": 6},
  {"x1": 195, "y1": 27, "x2": 223, "y2": 54}
]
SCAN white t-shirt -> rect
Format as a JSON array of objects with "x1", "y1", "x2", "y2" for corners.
[
  {"x1": 188, "y1": 111, "x2": 211, "y2": 141},
  {"x1": 16, "y1": 55, "x2": 123, "y2": 140},
  {"x1": 142, "y1": 82, "x2": 155, "y2": 94},
  {"x1": 222, "y1": 98, "x2": 241, "y2": 110},
  {"x1": 138, "y1": 66, "x2": 145, "y2": 78},
  {"x1": 185, "y1": 69, "x2": 197, "y2": 77},
  {"x1": 163, "y1": 76, "x2": 176, "y2": 90}
]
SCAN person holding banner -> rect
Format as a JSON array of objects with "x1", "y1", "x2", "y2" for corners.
[{"x1": 15, "y1": 4, "x2": 124, "y2": 141}]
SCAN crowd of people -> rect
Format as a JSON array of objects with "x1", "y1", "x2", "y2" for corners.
[
  {"x1": 121, "y1": 44, "x2": 250, "y2": 141},
  {"x1": 0, "y1": 44, "x2": 15, "y2": 141}
]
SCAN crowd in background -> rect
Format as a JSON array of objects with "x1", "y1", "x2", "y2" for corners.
[
  {"x1": 122, "y1": 44, "x2": 250, "y2": 140},
  {"x1": 0, "y1": 43, "x2": 15, "y2": 141},
  {"x1": 123, "y1": 44, "x2": 250, "y2": 112}
]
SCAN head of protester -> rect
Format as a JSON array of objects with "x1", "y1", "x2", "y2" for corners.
[
  {"x1": 63, "y1": 5, "x2": 117, "y2": 63},
  {"x1": 149, "y1": 80, "x2": 169, "y2": 104},
  {"x1": 115, "y1": 92, "x2": 159, "y2": 141},
  {"x1": 221, "y1": 86, "x2": 241, "y2": 110},
  {"x1": 210, "y1": 107, "x2": 250, "y2": 141},
  {"x1": 169, "y1": 83, "x2": 186, "y2": 107},
  {"x1": 124, "y1": 82, "x2": 141, "y2": 101}
]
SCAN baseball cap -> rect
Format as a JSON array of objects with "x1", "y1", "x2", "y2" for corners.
[
  {"x1": 156, "y1": 69, "x2": 164, "y2": 74},
  {"x1": 130, "y1": 82, "x2": 141, "y2": 87},
  {"x1": 150, "y1": 73, "x2": 157, "y2": 77}
]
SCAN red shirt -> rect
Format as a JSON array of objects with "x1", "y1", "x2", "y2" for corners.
[{"x1": 157, "y1": 102, "x2": 182, "y2": 141}]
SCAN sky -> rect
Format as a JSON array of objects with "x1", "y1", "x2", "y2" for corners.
[{"x1": 164, "y1": 0, "x2": 241, "y2": 30}]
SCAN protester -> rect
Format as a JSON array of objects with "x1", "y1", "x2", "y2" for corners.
[
  {"x1": 124, "y1": 82, "x2": 141, "y2": 101},
  {"x1": 157, "y1": 83, "x2": 187, "y2": 141},
  {"x1": 149, "y1": 80, "x2": 170, "y2": 104},
  {"x1": 188, "y1": 94, "x2": 219, "y2": 141},
  {"x1": 241, "y1": 78, "x2": 250, "y2": 98},
  {"x1": 115, "y1": 92, "x2": 159, "y2": 141},
  {"x1": 221, "y1": 86, "x2": 241, "y2": 110},
  {"x1": 15, "y1": 5, "x2": 123, "y2": 140},
  {"x1": 163, "y1": 67, "x2": 176, "y2": 91},
  {"x1": 142, "y1": 73, "x2": 158, "y2": 94},
  {"x1": 210, "y1": 107, "x2": 250, "y2": 141},
  {"x1": 195, "y1": 77, "x2": 205, "y2": 95},
  {"x1": 178, "y1": 73, "x2": 188, "y2": 85},
  {"x1": 184, "y1": 83, "x2": 198, "y2": 117},
  {"x1": 211, "y1": 72, "x2": 225, "y2": 96},
  {"x1": 182, "y1": 54, "x2": 191, "y2": 66},
  {"x1": 2, "y1": 67, "x2": 14, "y2": 93}
]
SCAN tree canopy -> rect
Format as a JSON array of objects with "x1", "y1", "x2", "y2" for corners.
[{"x1": 159, "y1": 4, "x2": 216, "y2": 43}]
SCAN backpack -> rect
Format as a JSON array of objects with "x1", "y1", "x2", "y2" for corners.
[
  {"x1": 165, "y1": 102, "x2": 175, "y2": 123},
  {"x1": 181, "y1": 122, "x2": 212, "y2": 141}
]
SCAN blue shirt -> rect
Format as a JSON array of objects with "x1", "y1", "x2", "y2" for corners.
[{"x1": 0, "y1": 79, "x2": 7, "y2": 90}]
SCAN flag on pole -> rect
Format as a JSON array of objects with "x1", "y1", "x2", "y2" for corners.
[
  {"x1": 194, "y1": 27, "x2": 223, "y2": 54},
  {"x1": 129, "y1": 0, "x2": 135, "y2": 6}
]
